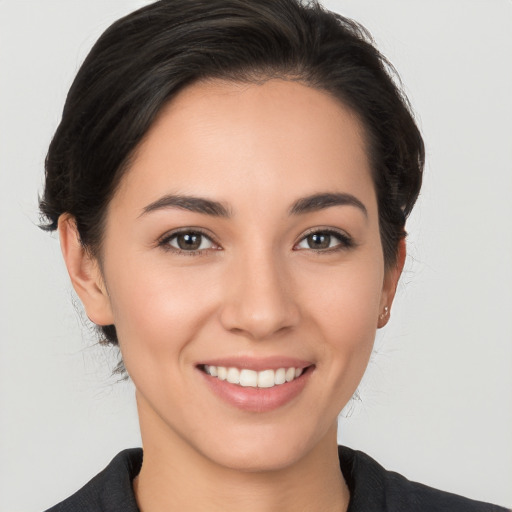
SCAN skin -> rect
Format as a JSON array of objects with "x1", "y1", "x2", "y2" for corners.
[{"x1": 59, "y1": 79, "x2": 404, "y2": 512}]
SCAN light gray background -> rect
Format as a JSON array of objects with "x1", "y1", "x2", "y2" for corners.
[{"x1": 1, "y1": 1, "x2": 511, "y2": 510}]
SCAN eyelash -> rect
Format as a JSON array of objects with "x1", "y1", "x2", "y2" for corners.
[
  {"x1": 157, "y1": 228, "x2": 354, "y2": 256},
  {"x1": 295, "y1": 228, "x2": 355, "y2": 253},
  {"x1": 157, "y1": 228, "x2": 220, "y2": 256}
]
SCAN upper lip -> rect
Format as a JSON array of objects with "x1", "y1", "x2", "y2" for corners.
[{"x1": 197, "y1": 356, "x2": 313, "y2": 372}]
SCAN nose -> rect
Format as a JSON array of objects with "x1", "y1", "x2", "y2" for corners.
[{"x1": 219, "y1": 249, "x2": 300, "y2": 340}]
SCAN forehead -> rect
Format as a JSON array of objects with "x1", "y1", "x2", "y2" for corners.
[{"x1": 113, "y1": 78, "x2": 376, "y2": 216}]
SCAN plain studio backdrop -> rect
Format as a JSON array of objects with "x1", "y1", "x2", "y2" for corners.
[{"x1": 1, "y1": 1, "x2": 511, "y2": 510}]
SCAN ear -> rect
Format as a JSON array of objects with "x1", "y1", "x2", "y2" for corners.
[
  {"x1": 377, "y1": 237, "x2": 406, "y2": 328},
  {"x1": 58, "y1": 214, "x2": 114, "y2": 326}
]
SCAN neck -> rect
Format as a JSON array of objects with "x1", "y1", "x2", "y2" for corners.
[{"x1": 133, "y1": 396, "x2": 349, "y2": 512}]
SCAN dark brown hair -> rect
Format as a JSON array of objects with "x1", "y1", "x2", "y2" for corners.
[{"x1": 40, "y1": 0, "x2": 424, "y2": 348}]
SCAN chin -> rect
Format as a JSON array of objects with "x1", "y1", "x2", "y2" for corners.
[
  {"x1": 209, "y1": 446, "x2": 302, "y2": 473},
  {"x1": 198, "y1": 425, "x2": 318, "y2": 473}
]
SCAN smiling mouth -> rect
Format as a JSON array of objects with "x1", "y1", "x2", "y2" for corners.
[{"x1": 200, "y1": 364, "x2": 310, "y2": 388}]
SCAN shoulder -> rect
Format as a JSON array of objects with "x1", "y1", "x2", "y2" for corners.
[
  {"x1": 44, "y1": 448, "x2": 142, "y2": 512},
  {"x1": 339, "y1": 446, "x2": 510, "y2": 512}
]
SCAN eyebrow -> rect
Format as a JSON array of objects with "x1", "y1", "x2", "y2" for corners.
[
  {"x1": 140, "y1": 194, "x2": 232, "y2": 218},
  {"x1": 289, "y1": 192, "x2": 368, "y2": 217},
  {"x1": 140, "y1": 192, "x2": 367, "y2": 218}
]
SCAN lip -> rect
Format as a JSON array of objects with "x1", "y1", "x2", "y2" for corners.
[{"x1": 197, "y1": 359, "x2": 314, "y2": 413}]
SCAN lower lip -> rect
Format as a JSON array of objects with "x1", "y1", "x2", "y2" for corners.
[{"x1": 199, "y1": 368, "x2": 313, "y2": 413}]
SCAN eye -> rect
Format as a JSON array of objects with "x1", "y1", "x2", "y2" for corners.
[
  {"x1": 159, "y1": 230, "x2": 217, "y2": 253},
  {"x1": 295, "y1": 229, "x2": 353, "y2": 251}
]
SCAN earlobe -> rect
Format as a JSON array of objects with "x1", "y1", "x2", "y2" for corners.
[
  {"x1": 377, "y1": 237, "x2": 406, "y2": 328},
  {"x1": 58, "y1": 214, "x2": 114, "y2": 326}
]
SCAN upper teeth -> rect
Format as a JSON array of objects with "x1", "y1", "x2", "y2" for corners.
[{"x1": 204, "y1": 365, "x2": 304, "y2": 388}]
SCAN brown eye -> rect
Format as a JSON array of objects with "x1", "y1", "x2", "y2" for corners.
[
  {"x1": 177, "y1": 233, "x2": 201, "y2": 250},
  {"x1": 306, "y1": 233, "x2": 331, "y2": 249},
  {"x1": 295, "y1": 229, "x2": 353, "y2": 251},
  {"x1": 165, "y1": 231, "x2": 215, "y2": 252}
]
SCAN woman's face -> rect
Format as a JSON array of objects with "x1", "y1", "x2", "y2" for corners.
[{"x1": 67, "y1": 79, "x2": 401, "y2": 471}]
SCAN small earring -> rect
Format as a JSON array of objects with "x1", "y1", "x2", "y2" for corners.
[{"x1": 379, "y1": 306, "x2": 389, "y2": 320}]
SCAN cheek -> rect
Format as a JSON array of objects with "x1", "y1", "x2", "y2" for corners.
[
  {"x1": 104, "y1": 257, "x2": 220, "y2": 370},
  {"x1": 302, "y1": 255, "x2": 384, "y2": 391},
  {"x1": 305, "y1": 254, "x2": 383, "y2": 334}
]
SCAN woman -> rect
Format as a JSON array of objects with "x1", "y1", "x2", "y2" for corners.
[{"x1": 24, "y1": 0, "x2": 510, "y2": 510}]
